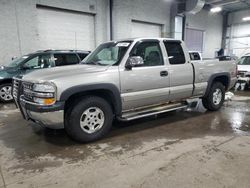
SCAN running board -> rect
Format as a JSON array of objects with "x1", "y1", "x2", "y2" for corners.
[{"x1": 120, "y1": 103, "x2": 188, "y2": 121}]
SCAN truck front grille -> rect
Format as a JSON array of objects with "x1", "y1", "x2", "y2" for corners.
[{"x1": 22, "y1": 82, "x2": 34, "y2": 101}]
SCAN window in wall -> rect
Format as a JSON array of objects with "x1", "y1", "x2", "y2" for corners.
[{"x1": 185, "y1": 28, "x2": 204, "y2": 52}]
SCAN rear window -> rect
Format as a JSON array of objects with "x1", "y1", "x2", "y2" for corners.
[{"x1": 164, "y1": 41, "x2": 186, "y2": 65}]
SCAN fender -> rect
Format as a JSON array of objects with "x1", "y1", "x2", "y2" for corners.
[
  {"x1": 204, "y1": 72, "x2": 230, "y2": 97},
  {"x1": 60, "y1": 83, "x2": 122, "y2": 116}
]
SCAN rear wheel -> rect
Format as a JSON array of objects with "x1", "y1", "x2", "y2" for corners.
[
  {"x1": 65, "y1": 96, "x2": 113, "y2": 143},
  {"x1": 202, "y1": 82, "x2": 225, "y2": 111},
  {"x1": 0, "y1": 83, "x2": 13, "y2": 103}
]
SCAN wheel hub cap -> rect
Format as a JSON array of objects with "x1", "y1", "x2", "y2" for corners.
[
  {"x1": 213, "y1": 88, "x2": 222, "y2": 105},
  {"x1": 80, "y1": 107, "x2": 105, "y2": 134},
  {"x1": 0, "y1": 86, "x2": 13, "y2": 101}
]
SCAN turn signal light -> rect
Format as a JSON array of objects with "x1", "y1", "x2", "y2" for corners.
[
  {"x1": 44, "y1": 98, "x2": 56, "y2": 105},
  {"x1": 33, "y1": 97, "x2": 55, "y2": 105}
]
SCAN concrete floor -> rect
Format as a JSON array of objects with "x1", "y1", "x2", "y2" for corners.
[{"x1": 0, "y1": 92, "x2": 250, "y2": 188}]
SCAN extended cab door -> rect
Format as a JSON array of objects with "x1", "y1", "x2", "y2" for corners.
[
  {"x1": 120, "y1": 40, "x2": 170, "y2": 110},
  {"x1": 163, "y1": 41, "x2": 194, "y2": 100}
]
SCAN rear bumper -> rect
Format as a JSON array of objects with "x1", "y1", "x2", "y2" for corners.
[{"x1": 15, "y1": 96, "x2": 64, "y2": 129}]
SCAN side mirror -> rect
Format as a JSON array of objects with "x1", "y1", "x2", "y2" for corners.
[{"x1": 125, "y1": 56, "x2": 144, "y2": 70}]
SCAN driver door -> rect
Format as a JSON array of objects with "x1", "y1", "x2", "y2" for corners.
[{"x1": 119, "y1": 40, "x2": 170, "y2": 111}]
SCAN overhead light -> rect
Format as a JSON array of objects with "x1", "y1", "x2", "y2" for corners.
[
  {"x1": 210, "y1": 7, "x2": 222, "y2": 13},
  {"x1": 243, "y1": 17, "x2": 250, "y2": 21}
]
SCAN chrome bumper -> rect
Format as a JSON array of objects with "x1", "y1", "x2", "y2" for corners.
[
  {"x1": 26, "y1": 110, "x2": 64, "y2": 129},
  {"x1": 15, "y1": 96, "x2": 64, "y2": 129}
]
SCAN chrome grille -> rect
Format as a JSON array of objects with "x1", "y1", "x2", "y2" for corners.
[{"x1": 22, "y1": 82, "x2": 34, "y2": 101}]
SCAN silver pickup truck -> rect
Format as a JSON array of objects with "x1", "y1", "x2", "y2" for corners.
[{"x1": 13, "y1": 38, "x2": 237, "y2": 142}]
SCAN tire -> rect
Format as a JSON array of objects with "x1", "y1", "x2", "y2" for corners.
[
  {"x1": 65, "y1": 96, "x2": 113, "y2": 143},
  {"x1": 202, "y1": 82, "x2": 225, "y2": 111},
  {"x1": 0, "y1": 83, "x2": 13, "y2": 103}
]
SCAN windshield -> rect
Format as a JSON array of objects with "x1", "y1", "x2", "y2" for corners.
[
  {"x1": 238, "y1": 56, "x2": 250, "y2": 65},
  {"x1": 5, "y1": 55, "x2": 29, "y2": 67},
  {"x1": 82, "y1": 41, "x2": 131, "y2": 66}
]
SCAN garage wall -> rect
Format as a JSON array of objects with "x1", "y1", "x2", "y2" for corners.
[
  {"x1": 226, "y1": 10, "x2": 250, "y2": 57},
  {"x1": 0, "y1": 0, "x2": 109, "y2": 65},
  {"x1": 112, "y1": 0, "x2": 171, "y2": 40},
  {"x1": 185, "y1": 10, "x2": 223, "y2": 58}
]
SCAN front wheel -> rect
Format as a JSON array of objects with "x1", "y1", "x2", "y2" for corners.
[
  {"x1": 202, "y1": 82, "x2": 225, "y2": 111},
  {"x1": 65, "y1": 96, "x2": 113, "y2": 143},
  {"x1": 0, "y1": 83, "x2": 13, "y2": 103}
]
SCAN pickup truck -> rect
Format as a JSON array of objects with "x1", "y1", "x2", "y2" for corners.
[{"x1": 13, "y1": 38, "x2": 237, "y2": 142}]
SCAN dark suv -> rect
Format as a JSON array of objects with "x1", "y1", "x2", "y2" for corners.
[{"x1": 0, "y1": 50, "x2": 90, "y2": 102}]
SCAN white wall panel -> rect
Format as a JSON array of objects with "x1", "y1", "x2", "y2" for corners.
[{"x1": 131, "y1": 21, "x2": 162, "y2": 38}]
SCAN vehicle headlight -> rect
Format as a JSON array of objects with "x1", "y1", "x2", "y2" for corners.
[
  {"x1": 33, "y1": 83, "x2": 56, "y2": 105},
  {"x1": 33, "y1": 83, "x2": 56, "y2": 93},
  {"x1": 0, "y1": 76, "x2": 4, "y2": 79},
  {"x1": 23, "y1": 82, "x2": 56, "y2": 106}
]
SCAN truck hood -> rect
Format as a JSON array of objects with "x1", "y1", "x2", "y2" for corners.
[
  {"x1": 238, "y1": 65, "x2": 250, "y2": 72},
  {"x1": 23, "y1": 64, "x2": 110, "y2": 82}
]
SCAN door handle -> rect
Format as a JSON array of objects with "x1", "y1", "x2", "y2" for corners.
[{"x1": 160, "y1": 71, "x2": 168, "y2": 77}]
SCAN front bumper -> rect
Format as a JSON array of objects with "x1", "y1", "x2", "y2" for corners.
[{"x1": 15, "y1": 96, "x2": 65, "y2": 129}]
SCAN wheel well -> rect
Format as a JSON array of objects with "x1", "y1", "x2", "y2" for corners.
[
  {"x1": 0, "y1": 79, "x2": 12, "y2": 86},
  {"x1": 64, "y1": 89, "x2": 117, "y2": 115},
  {"x1": 213, "y1": 75, "x2": 229, "y2": 90}
]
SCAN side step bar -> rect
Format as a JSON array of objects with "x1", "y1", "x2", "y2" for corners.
[{"x1": 120, "y1": 103, "x2": 188, "y2": 121}]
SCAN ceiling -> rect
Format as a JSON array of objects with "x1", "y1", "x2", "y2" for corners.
[{"x1": 205, "y1": 0, "x2": 250, "y2": 12}]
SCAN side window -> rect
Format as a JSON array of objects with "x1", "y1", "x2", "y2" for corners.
[
  {"x1": 130, "y1": 41, "x2": 164, "y2": 66},
  {"x1": 65, "y1": 54, "x2": 79, "y2": 65},
  {"x1": 78, "y1": 53, "x2": 89, "y2": 61},
  {"x1": 164, "y1": 41, "x2": 186, "y2": 65},
  {"x1": 54, "y1": 54, "x2": 79, "y2": 66},
  {"x1": 54, "y1": 54, "x2": 64, "y2": 66},
  {"x1": 23, "y1": 55, "x2": 52, "y2": 69}
]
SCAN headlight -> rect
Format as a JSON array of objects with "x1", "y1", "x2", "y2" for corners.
[
  {"x1": 33, "y1": 83, "x2": 56, "y2": 92},
  {"x1": 23, "y1": 82, "x2": 56, "y2": 106},
  {"x1": 0, "y1": 76, "x2": 4, "y2": 79}
]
